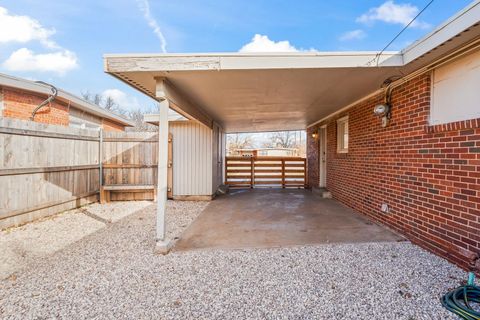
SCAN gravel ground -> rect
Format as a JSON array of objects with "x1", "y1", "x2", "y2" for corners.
[
  {"x1": 0, "y1": 200, "x2": 471, "y2": 320},
  {"x1": 0, "y1": 200, "x2": 203, "y2": 280}
]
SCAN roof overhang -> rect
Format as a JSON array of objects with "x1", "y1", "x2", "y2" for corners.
[
  {"x1": 104, "y1": 2, "x2": 480, "y2": 133},
  {"x1": 0, "y1": 73, "x2": 135, "y2": 127}
]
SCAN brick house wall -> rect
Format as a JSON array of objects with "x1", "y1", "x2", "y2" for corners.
[
  {"x1": 307, "y1": 73, "x2": 480, "y2": 272},
  {"x1": 1, "y1": 86, "x2": 126, "y2": 131},
  {"x1": 102, "y1": 118, "x2": 125, "y2": 132},
  {"x1": 2, "y1": 87, "x2": 70, "y2": 126}
]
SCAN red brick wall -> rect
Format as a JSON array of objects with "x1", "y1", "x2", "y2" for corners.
[
  {"x1": 102, "y1": 118, "x2": 125, "y2": 132},
  {"x1": 307, "y1": 73, "x2": 480, "y2": 272},
  {"x1": 2, "y1": 87, "x2": 70, "y2": 126}
]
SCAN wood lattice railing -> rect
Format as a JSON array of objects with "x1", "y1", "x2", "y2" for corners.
[{"x1": 225, "y1": 156, "x2": 307, "y2": 188}]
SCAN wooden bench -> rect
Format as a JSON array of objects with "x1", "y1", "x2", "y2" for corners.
[{"x1": 100, "y1": 185, "x2": 156, "y2": 204}]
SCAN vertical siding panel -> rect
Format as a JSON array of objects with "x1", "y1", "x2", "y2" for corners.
[
  {"x1": 205, "y1": 125, "x2": 210, "y2": 194},
  {"x1": 203, "y1": 124, "x2": 208, "y2": 194},
  {"x1": 170, "y1": 121, "x2": 214, "y2": 197},
  {"x1": 194, "y1": 123, "x2": 198, "y2": 195},
  {"x1": 206, "y1": 125, "x2": 213, "y2": 193},
  {"x1": 189, "y1": 123, "x2": 194, "y2": 195},
  {"x1": 201, "y1": 124, "x2": 206, "y2": 194}
]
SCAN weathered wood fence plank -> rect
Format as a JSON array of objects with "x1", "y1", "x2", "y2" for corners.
[{"x1": 0, "y1": 119, "x2": 168, "y2": 229}]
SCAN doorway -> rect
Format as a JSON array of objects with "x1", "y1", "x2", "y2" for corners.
[{"x1": 318, "y1": 126, "x2": 327, "y2": 188}]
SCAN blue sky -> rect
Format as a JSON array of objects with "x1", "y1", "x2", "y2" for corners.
[{"x1": 0, "y1": 0, "x2": 473, "y2": 112}]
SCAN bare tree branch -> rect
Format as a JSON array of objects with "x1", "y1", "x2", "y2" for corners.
[
  {"x1": 126, "y1": 104, "x2": 158, "y2": 132},
  {"x1": 227, "y1": 133, "x2": 253, "y2": 154},
  {"x1": 264, "y1": 131, "x2": 297, "y2": 148}
]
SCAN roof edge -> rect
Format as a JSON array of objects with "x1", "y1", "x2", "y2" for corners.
[
  {"x1": 0, "y1": 73, "x2": 135, "y2": 127},
  {"x1": 401, "y1": 0, "x2": 480, "y2": 64}
]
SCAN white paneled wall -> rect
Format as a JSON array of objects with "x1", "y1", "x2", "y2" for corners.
[
  {"x1": 170, "y1": 121, "x2": 213, "y2": 197},
  {"x1": 431, "y1": 49, "x2": 480, "y2": 125}
]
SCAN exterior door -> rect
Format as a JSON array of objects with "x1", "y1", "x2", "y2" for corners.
[
  {"x1": 212, "y1": 123, "x2": 224, "y2": 191},
  {"x1": 319, "y1": 126, "x2": 327, "y2": 188},
  {"x1": 216, "y1": 126, "x2": 224, "y2": 184}
]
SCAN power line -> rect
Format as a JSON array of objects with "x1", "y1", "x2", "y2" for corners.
[{"x1": 368, "y1": 0, "x2": 435, "y2": 66}]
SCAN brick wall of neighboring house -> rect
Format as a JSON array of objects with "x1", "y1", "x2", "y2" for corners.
[
  {"x1": 102, "y1": 118, "x2": 125, "y2": 132},
  {"x1": 307, "y1": 73, "x2": 480, "y2": 272},
  {"x1": 0, "y1": 86, "x2": 127, "y2": 131},
  {"x1": 1, "y1": 87, "x2": 70, "y2": 126}
]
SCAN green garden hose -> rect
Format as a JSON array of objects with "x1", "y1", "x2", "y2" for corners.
[{"x1": 441, "y1": 272, "x2": 480, "y2": 320}]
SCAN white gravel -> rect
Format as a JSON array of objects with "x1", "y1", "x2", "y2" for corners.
[
  {"x1": 0, "y1": 199, "x2": 470, "y2": 320},
  {"x1": 0, "y1": 201, "x2": 153, "y2": 280}
]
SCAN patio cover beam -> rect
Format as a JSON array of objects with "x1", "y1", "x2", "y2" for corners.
[{"x1": 155, "y1": 77, "x2": 213, "y2": 128}]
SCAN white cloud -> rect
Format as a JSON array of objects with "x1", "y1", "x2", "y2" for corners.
[
  {"x1": 137, "y1": 0, "x2": 167, "y2": 53},
  {"x1": 357, "y1": 1, "x2": 430, "y2": 29},
  {"x1": 239, "y1": 34, "x2": 300, "y2": 52},
  {"x1": 3, "y1": 48, "x2": 78, "y2": 75},
  {"x1": 0, "y1": 7, "x2": 58, "y2": 48},
  {"x1": 102, "y1": 89, "x2": 142, "y2": 111},
  {"x1": 339, "y1": 29, "x2": 366, "y2": 41}
]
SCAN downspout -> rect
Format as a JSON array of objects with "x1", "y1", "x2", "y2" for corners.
[{"x1": 30, "y1": 81, "x2": 58, "y2": 121}]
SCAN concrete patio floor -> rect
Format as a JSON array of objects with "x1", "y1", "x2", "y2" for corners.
[{"x1": 174, "y1": 189, "x2": 403, "y2": 251}]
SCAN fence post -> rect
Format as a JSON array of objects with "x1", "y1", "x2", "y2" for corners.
[
  {"x1": 250, "y1": 157, "x2": 254, "y2": 189},
  {"x1": 303, "y1": 158, "x2": 307, "y2": 188},
  {"x1": 282, "y1": 159, "x2": 285, "y2": 188},
  {"x1": 224, "y1": 157, "x2": 228, "y2": 185},
  {"x1": 99, "y1": 129, "x2": 103, "y2": 187}
]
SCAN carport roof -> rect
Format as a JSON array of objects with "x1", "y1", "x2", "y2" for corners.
[{"x1": 104, "y1": 1, "x2": 480, "y2": 133}]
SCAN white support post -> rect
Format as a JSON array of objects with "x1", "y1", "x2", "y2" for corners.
[{"x1": 155, "y1": 80, "x2": 170, "y2": 254}]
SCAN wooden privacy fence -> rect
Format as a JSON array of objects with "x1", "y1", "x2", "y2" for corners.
[
  {"x1": 0, "y1": 118, "x2": 170, "y2": 229},
  {"x1": 101, "y1": 132, "x2": 172, "y2": 201},
  {"x1": 0, "y1": 119, "x2": 100, "y2": 228},
  {"x1": 225, "y1": 156, "x2": 307, "y2": 188}
]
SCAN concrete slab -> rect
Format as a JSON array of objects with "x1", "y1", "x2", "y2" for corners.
[{"x1": 174, "y1": 189, "x2": 404, "y2": 251}]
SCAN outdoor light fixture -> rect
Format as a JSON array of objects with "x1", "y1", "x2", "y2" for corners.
[{"x1": 311, "y1": 132, "x2": 318, "y2": 139}]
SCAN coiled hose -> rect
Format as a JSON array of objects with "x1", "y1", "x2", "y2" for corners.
[{"x1": 441, "y1": 272, "x2": 480, "y2": 320}]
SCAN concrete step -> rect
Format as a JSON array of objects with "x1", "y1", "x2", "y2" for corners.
[{"x1": 312, "y1": 187, "x2": 332, "y2": 198}]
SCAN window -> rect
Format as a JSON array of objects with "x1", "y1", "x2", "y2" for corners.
[
  {"x1": 337, "y1": 116, "x2": 349, "y2": 153},
  {"x1": 430, "y1": 49, "x2": 480, "y2": 125}
]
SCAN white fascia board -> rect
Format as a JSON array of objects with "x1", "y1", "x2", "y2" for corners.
[
  {"x1": 0, "y1": 73, "x2": 134, "y2": 126},
  {"x1": 104, "y1": 51, "x2": 403, "y2": 72},
  {"x1": 402, "y1": 0, "x2": 480, "y2": 64},
  {"x1": 219, "y1": 52, "x2": 403, "y2": 69}
]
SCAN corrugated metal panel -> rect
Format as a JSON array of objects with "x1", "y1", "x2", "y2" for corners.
[{"x1": 170, "y1": 121, "x2": 212, "y2": 196}]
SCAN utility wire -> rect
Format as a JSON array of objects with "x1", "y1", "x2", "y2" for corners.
[{"x1": 368, "y1": 0, "x2": 435, "y2": 66}]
